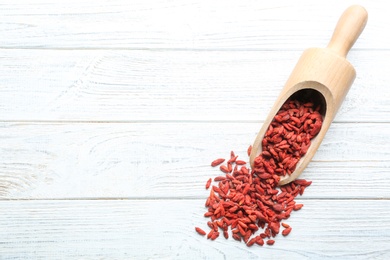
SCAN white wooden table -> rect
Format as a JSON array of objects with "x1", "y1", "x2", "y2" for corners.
[{"x1": 1, "y1": 0, "x2": 389, "y2": 259}]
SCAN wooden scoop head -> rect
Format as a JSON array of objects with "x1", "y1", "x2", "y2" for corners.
[{"x1": 250, "y1": 5, "x2": 368, "y2": 186}]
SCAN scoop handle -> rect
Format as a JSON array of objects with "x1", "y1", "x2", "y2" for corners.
[{"x1": 327, "y1": 5, "x2": 368, "y2": 57}]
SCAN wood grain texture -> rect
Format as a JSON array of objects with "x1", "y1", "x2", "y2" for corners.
[
  {"x1": 0, "y1": 49, "x2": 387, "y2": 122},
  {"x1": 1, "y1": 122, "x2": 389, "y2": 199},
  {"x1": 0, "y1": 0, "x2": 384, "y2": 50},
  {"x1": 0, "y1": 199, "x2": 389, "y2": 259},
  {"x1": 0, "y1": 0, "x2": 388, "y2": 258}
]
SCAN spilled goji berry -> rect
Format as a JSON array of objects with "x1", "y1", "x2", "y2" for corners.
[
  {"x1": 211, "y1": 158, "x2": 225, "y2": 167},
  {"x1": 282, "y1": 227, "x2": 292, "y2": 236},
  {"x1": 195, "y1": 98, "x2": 322, "y2": 247},
  {"x1": 195, "y1": 227, "x2": 206, "y2": 236},
  {"x1": 205, "y1": 178, "x2": 212, "y2": 190}
]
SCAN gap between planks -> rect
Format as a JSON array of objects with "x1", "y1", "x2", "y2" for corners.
[{"x1": 1, "y1": 197, "x2": 390, "y2": 201}]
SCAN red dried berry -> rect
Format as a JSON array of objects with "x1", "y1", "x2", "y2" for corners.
[
  {"x1": 267, "y1": 240, "x2": 275, "y2": 246},
  {"x1": 282, "y1": 227, "x2": 292, "y2": 236},
  {"x1": 211, "y1": 158, "x2": 225, "y2": 167},
  {"x1": 195, "y1": 227, "x2": 206, "y2": 236},
  {"x1": 205, "y1": 178, "x2": 212, "y2": 189},
  {"x1": 199, "y1": 99, "x2": 320, "y2": 247}
]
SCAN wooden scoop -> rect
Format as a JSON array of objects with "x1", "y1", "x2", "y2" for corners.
[{"x1": 249, "y1": 5, "x2": 368, "y2": 186}]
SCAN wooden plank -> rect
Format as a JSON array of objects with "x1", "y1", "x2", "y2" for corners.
[
  {"x1": 1, "y1": 122, "x2": 389, "y2": 199},
  {"x1": 0, "y1": 0, "x2": 383, "y2": 50},
  {"x1": 0, "y1": 199, "x2": 389, "y2": 259},
  {"x1": 0, "y1": 49, "x2": 387, "y2": 122}
]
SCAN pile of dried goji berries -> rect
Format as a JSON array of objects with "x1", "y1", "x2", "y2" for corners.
[{"x1": 195, "y1": 99, "x2": 323, "y2": 247}]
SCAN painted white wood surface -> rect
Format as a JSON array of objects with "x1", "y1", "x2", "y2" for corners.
[
  {"x1": 1, "y1": 200, "x2": 390, "y2": 259},
  {"x1": 0, "y1": 122, "x2": 389, "y2": 199},
  {"x1": 0, "y1": 0, "x2": 386, "y2": 50},
  {"x1": 0, "y1": 50, "x2": 388, "y2": 122},
  {"x1": 0, "y1": 0, "x2": 389, "y2": 259}
]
